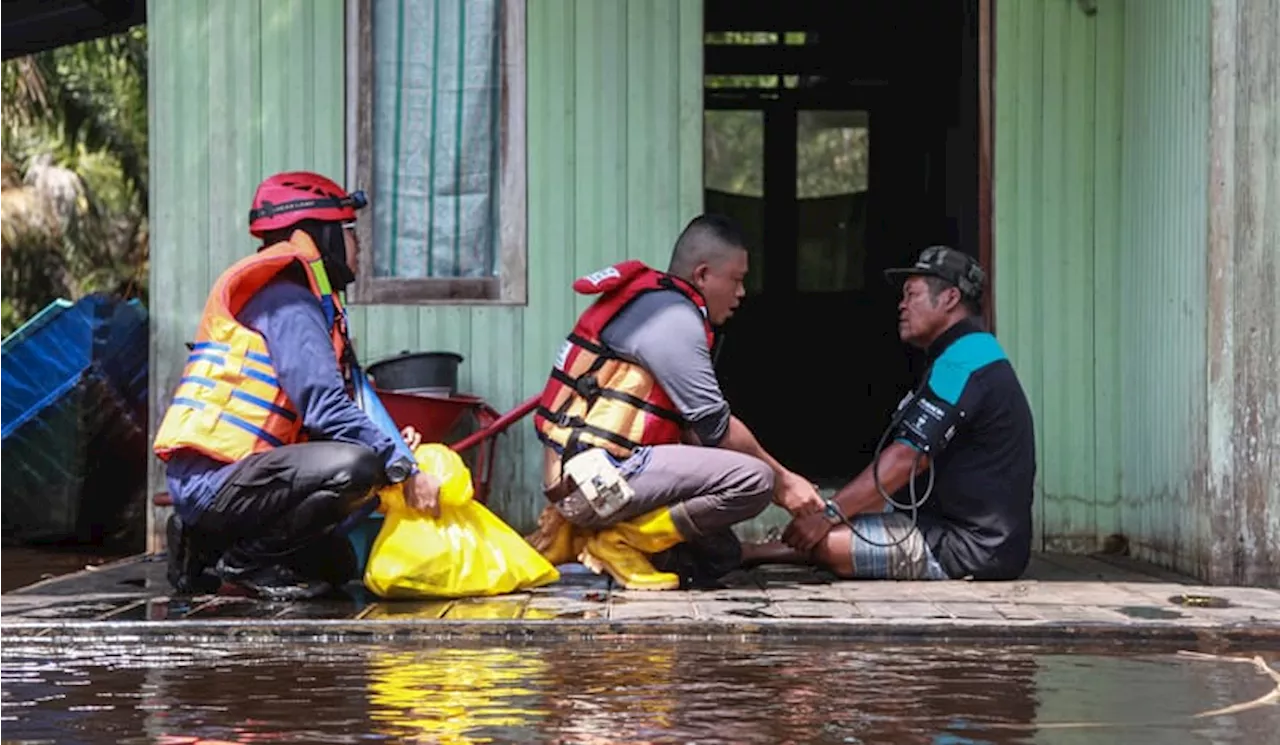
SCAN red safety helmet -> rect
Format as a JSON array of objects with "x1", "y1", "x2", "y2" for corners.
[{"x1": 247, "y1": 171, "x2": 368, "y2": 238}]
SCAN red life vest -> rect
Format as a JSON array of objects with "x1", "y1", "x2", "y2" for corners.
[{"x1": 533, "y1": 260, "x2": 715, "y2": 464}]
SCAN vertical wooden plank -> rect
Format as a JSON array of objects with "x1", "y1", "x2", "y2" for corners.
[
  {"x1": 499, "y1": 0, "x2": 529, "y2": 303},
  {"x1": 216, "y1": 3, "x2": 247, "y2": 294},
  {"x1": 147, "y1": 0, "x2": 180, "y2": 548},
  {"x1": 992, "y1": 0, "x2": 1019, "y2": 354},
  {"x1": 624, "y1": 0, "x2": 649, "y2": 260},
  {"x1": 313, "y1": 0, "x2": 347, "y2": 177},
  {"x1": 645, "y1": 0, "x2": 680, "y2": 248},
  {"x1": 417, "y1": 308, "x2": 470, "y2": 373},
  {"x1": 570, "y1": 0, "x2": 599, "y2": 319},
  {"x1": 978, "y1": 0, "x2": 995, "y2": 332},
  {"x1": 258, "y1": 0, "x2": 286, "y2": 174},
  {"x1": 232, "y1": 1, "x2": 264, "y2": 254},
  {"x1": 259, "y1": 0, "x2": 312, "y2": 173},
  {"x1": 182, "y1": 1, "x2": 213, "y2": 317},
  {"x1": 676, "y1": 0, "x2": 703, "y2": 223},
  {"x1": 572, "y1": 0, "x2": 616, "y2": 292},
  {"x1": 624, "y1": 0, "x2": 682, "y2": 266},
  {"x1": 518, "y1": 0, "x2": 577, "y2": 527},
  {"x1": 289, "y1": 0, "x2": 316, "y2": 167},
  {"x1": 468, "y1": 308, "x2": 526, "y2": 520}
]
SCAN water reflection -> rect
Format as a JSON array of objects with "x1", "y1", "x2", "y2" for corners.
[
  {"x1": 368, "y1": 647, "x2": 550, "y2": 742},
  {"x1": 2, "y1": 639, "x2": 1275, "y2": 744}
]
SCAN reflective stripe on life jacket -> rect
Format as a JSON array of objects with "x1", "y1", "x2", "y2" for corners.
[
  {"x1": 152, "y1": 231, "x2": 351, "y2": 464},
  {"x1": 533, "y1": 260, "x2": 714, "y2": 462}
]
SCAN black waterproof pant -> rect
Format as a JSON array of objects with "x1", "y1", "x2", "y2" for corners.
[{"x1": 190, "y1": 442, "x2": 386, "y2": 578}]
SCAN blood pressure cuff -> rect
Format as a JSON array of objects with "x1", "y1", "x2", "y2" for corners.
[{"x1": 893, "y1": 387, "x2": 965, "y2": 455}]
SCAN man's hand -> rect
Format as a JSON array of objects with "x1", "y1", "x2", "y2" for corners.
[
  {"x1": 775, "y1": 471, "x2": 825, "y2": 516},
  {"x1": 782, "y1": 511, "x2": 835, "y2": 554},
  {"x1": 400, "y1": 425, "x2": 422, "y2": 451},
  {"x1": 404, "y1": 470, "x2": 441, "y2": 517}
]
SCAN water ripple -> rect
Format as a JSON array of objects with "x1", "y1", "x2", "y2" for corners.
[{"x1": 2, "y1": 639, "x2": 1276, "y2": 744}]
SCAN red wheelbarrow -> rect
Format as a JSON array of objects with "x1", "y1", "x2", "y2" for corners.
[
  {"x1": 342, "y1": 391, "x2": 539, "y2": 573},
  {"x1": 377, "y1": 390, "x2": 540, "y2": 504}
]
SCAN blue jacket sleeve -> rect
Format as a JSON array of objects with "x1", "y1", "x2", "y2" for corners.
[{"x1": 237, "y1": 279, "x2": 415, "y2": 476}]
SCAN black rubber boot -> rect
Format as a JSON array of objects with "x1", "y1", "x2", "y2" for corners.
[
  {"x1": 287, "y1": 531, "x2": 359, "y2": 588},
  {"x1": 214, "y1": 555, "x2": 334, "y2": 601},
  {"x1": 165, "y1": 514, "x2": 221, "y2": 595},
  {"x1": 211, "y1": 489, "x2": 373, "y2": 601},
  {"x1": 651, "y1": 529, "x2": 744, "y2": 589}
]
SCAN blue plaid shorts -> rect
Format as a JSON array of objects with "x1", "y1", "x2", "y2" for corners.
[{"x1": 846, "y1": 510, "x2": 949, "y2": 580}]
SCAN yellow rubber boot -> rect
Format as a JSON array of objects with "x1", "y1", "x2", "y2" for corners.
[
  {"x1": 578, "y1": 508, "x2": 685, "y2": 591},
  {"x1": 543, "y1": 520, "x2": 590, "y2": 566},
  {"x1": 526, "y1": 505, "x2": 588, "y2": 566}
]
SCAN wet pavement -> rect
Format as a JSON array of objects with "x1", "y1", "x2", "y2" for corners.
[
  {"x1": 2, "y1": 552, "x2": 1277, "y2": 644},
  {"x1": 0, "y1": 546, "x2": 130, "y2": 593}
]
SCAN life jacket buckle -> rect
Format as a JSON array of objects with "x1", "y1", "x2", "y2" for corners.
[{"x1": 574, "y1": 373, "x2": 602, "y2": 400}]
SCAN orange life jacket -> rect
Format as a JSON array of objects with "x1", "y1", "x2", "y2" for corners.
[
  {"x1": 533, "y1": 260, "x2": 714, "y2": 463},
  {"x1": 152, "y1": 231, "x2": 352, "y2": 464}
]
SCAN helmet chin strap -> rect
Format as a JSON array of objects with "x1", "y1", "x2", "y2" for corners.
[
  {"x1": 321, "y1": 252, "x2": 355, "y2": 289},
  {"x1": 317, "y1": 222, "x2": 356, "y2": 289}
]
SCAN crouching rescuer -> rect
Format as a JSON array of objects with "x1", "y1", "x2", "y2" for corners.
[
  {"x1": 527, "y1": 215, "x2": 825, "y2": 590},
  {"x1": 153, "y1": 172, "x2": 439, "y2": 601}
]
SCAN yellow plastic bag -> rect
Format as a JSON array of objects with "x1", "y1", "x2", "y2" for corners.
[{"x1": 363, "y1": 443, "x2": 560, "y2": 599}]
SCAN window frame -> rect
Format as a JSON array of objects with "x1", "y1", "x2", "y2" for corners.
[{"x1": 344, "y1": 0, "x2": 527, "y2": 305}]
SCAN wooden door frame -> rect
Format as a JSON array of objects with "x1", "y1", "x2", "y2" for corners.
[{"x1": 978, "y1": 0, "x2": 996, "y2": 332}]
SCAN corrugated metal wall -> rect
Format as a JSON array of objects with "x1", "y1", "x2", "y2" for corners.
[
  {"x1": 993, "y1": 0, "x2": 1124, "y2": 554},
  {"x1": 994, "y1": 0, "x2": 1211, "y2": 573},
  {"x1": 148, "y1": 0, "x2": 704, "y2": 539},
  {"x1": 1116, "y1": 0, "x2": 1211, "y2": 573}
]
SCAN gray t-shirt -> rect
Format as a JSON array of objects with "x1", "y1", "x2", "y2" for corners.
[{"x1": 598, "y1": 290, "x2": 731, "y2": 446}]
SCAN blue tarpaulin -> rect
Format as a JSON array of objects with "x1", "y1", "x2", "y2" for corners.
[{"x1": 1, "y1": 294, "x2": 149, "y2": 545}]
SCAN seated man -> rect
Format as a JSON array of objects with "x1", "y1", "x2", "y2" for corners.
[
  {"x1": 767, "y1": 246, "x2": 1037, "y2": 581},
  {"x1": 527, "y1": 214, "x2": 825, "y2": 590},
  {"x1": 154, "y1": 172, "x2": 439, "y2": 601}
]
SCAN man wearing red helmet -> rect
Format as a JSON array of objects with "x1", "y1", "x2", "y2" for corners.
[{"x1": 153, "y1": 171, "x2": 438, "y2": 601}]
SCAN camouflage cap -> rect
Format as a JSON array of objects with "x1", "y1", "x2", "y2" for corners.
[{"x1": 884, "y1": 245, "x2": 986, "y2": 301}]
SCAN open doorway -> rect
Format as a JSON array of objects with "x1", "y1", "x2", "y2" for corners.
[{"x1": 705, "y1": 0, "x2": 986, "y2": 486}]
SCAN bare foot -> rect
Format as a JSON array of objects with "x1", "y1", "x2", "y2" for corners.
[{"x1": 740, "y1": 541, "x2": 813, "y2": 568}]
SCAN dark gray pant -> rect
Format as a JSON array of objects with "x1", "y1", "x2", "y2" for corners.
[
  {"x1": 566, "y1": 444, "x2": 775, "y2": 539},
  {"x1": 193, "y1": 442, "x2": 385, "y2": 573}
]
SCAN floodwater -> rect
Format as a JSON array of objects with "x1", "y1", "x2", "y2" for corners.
[
  {"x1": 2, "y1": 640, "x2": 1276, "y2": 744},
  {"x1": 1, "y1": 547, "x2": 129, "y2": 594}
]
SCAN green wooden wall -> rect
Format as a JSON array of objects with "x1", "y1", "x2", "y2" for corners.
[
  {"x1": 993, "y1": 0, "x2": 1211, "y2": 574},
  {"x1": 147, "y1": 0, "x2": 704, "y2": 539}
]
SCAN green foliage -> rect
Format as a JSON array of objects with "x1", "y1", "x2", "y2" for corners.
[
  {"x1": 702, "y1": 30, "x2": 868, "y2": 201},
  {"x1": 1, "y1": 27, "x2": 148, "y2": 337},
  {"x1": 704, "y1": 111, "x2": 869, "y2": 200}
]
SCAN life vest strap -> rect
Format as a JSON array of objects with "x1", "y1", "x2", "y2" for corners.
[
  {"x1": 535, "y1": 405, "x2": 644, "y2": 454},
  {"x1": 566, "y1": 331, "x2": 609, "y2": 357},
  {"x1": 547, "y1": 368, "x2": 683, "y2": 424}
]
